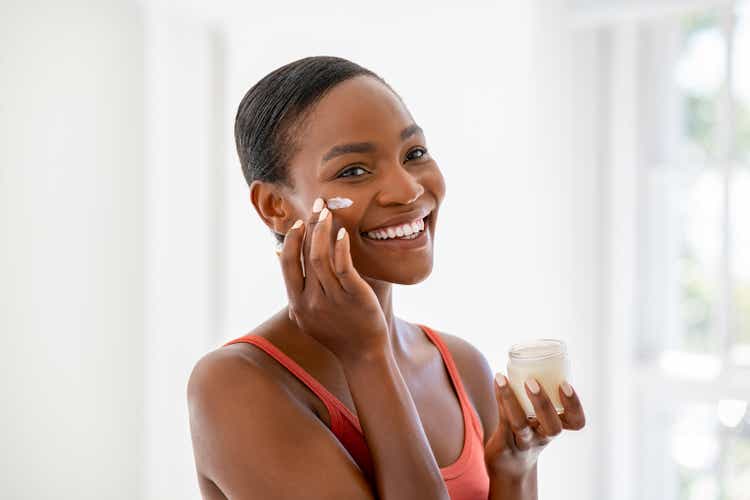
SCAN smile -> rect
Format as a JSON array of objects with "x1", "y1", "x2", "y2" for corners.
[
  {"x1": 362, "y1": 216, "x2": 426, "y2": 240},
  {"x1": 359, "y1": 213, "x2": 432, "y2": 250}
]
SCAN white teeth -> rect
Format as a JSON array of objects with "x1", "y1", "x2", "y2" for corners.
[{"x1": 364, "y1": 216, "x2": 427, "y2": 240}]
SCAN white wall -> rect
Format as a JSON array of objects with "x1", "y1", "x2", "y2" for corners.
[
  {"x1": 0, "y1": 1, "x2": 145, "y2": 498},
  {"x1": 142, "y1": 8, "x2": 225, "y2": 500}
]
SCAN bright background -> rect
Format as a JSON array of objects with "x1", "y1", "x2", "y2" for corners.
[{"x1": 1, "y1": 0, "x2": 748, "y2": 499}]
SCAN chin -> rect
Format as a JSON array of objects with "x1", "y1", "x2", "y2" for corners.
[{"x1": 362, "y1": 258, "x2": 434, "y2": 285}]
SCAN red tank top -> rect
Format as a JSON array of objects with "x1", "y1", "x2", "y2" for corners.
[{"x1": 222, "y1": 323, "x2": 490, "y2": 500}]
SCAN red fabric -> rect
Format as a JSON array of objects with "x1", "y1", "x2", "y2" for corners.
[{"x1": 223, "y1": 323, "x2": 491, "y2": 499}]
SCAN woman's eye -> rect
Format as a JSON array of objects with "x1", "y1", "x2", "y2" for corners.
[
  {"x1": 406, "y1": 147, "x2": 428, "y2": 161},
  {"x1": 337, "y1": 166, "x2": 368, "y2": 179},
  {"x1": 336, "y1": 148, "x2": 427, "y2": 179}
]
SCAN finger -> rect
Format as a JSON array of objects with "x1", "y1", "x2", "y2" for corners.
[
  {"x1": 301, "y1": 198, "x2": 325, "y2": 292},
  {"x1": 527, "y1": 416, "x2": 542, "y2": 433},
  {"x1": 492, "y1": 378, "x2": 511, "y2": 447},
  {"x1": 333, "y1": 226, "x2": 379, "y2": 302},
  {"x1": 485, "y1": 380, "x2": 513, "y2": 463},
  {"x1": 333, "y1": 226, "x2": 365, "y2": 295},
  {"x1": 495, "y1": 373, "x2": 534, "y2": 451},
  {"x1": 277, "y1": 219, "x2": 306, "y2": 298},
  {"x1": 524, "y1": 378, "x2": 563, "y2": 438},
  {"x1": 558, "y1": 381, "x2": 586, "y2": 431},
  {"x1": 309, "y1": 205, "x2": 344, "y2": 296}
]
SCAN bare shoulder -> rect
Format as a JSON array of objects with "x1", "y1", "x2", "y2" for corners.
[
  {"x1": 429, "y1": 329, "x2": 499, "y2": 445},
  {"x1": 187, "y1": 343, "x2": 273, "y2": 409},
  {"x1": 187, "y1": 344, "x2": 374, "y2": 499},
  {"x1": 186, "y1": 345, "x2": 285, "y2": 473}
]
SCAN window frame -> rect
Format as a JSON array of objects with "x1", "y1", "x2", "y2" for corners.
[{"x1": 572, "y1": 1, "x2": 750, "y2": 498}]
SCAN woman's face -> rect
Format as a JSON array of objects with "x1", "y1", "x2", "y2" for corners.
[{"x1": 263, "y1": 75, "x2": 445, "y2": 285}]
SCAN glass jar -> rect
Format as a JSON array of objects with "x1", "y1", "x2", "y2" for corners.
[{"x1": 506, "y1": 339, "x2": 570, "y2": 418}]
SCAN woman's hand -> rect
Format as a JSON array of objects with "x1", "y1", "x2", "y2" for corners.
[
  {"x1": 277, "y1": 197, "x2": 390, "y2": 363},
  {"x1": 484, "y1": 375, "x2": 586, "y2": 478}
]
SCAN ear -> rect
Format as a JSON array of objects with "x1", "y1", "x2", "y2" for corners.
[{"x1": 249, "y1": 180, "x2": 293, "y2": 236}]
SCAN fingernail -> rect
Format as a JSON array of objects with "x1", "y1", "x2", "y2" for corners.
[
  {"x1": 495, "y1": 373, "x2": 507, "y2": 387},
  {"x1": 291, "y1": 219, "x2": 303, "y2": 230},
  {"x1": 312, "y1": 198, "x2": 324, "y2": 213},
  {"x1": 525, "y1": 378, "x2": 540, "y2": 394},
  {"x1": 318, "y1": 207, "x2": 329, "y2": 222},
  {"x1": 337, "y1": 227, "x2": 346, "y2": 240},
  {"x1": 561, "y1": 381, "x2": 574, "y2": 397}
]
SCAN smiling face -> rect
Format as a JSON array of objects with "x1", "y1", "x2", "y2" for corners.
[{"x1": 254, "y1": 75, "x2": 446, "y2": 285}]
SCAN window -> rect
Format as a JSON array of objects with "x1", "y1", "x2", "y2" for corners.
[{"x1": 639, "y1": 2, "x2": 750, "y2": 498}]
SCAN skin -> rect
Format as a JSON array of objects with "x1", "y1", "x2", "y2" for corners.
[{"x1": 188, "y1": 75, "x2": 586, "y2": 499}]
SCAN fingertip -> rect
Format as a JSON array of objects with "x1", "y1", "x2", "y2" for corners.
[
  {"x1": 334, "y1": 227, "x2": 351, "y2": 272},
  {"x1": 561, "y1": 381, "x2": 574, "y2": 398}
]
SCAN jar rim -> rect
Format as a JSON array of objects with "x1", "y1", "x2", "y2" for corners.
[{"x1": 508, "y1": 339, "x2": 567, "y2": 361}]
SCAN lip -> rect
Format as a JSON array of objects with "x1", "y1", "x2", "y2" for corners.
[
  {"x1": 360, "y1": 207, "x2": 432, "y2": 234},
  {"x1": 360, "y1": 213, "x2": 432, "y2": 250}
]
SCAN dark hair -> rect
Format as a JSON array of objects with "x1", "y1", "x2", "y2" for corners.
[{"x1": 234, "y1": 56, "x2": 395, "y2": 244}]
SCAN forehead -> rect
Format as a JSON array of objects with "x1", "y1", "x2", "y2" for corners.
[{"x1": 297, "y1": 76, "x2": 415, "y2": 157}]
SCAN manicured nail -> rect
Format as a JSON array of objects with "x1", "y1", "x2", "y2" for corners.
[
  {"x1": 561, "y1": 381, "x2": 574, "y2": 397},
  {"x1": 495, "y1": 373, "x2": 507, "y2": 387},
  {"x1": 312, "y1": 198, "x2": 324, "y2": 213},
  {"x1": 291, "y1": 219, "x2": 303, "y2": 230},
  {"x1": 318, "y1": 207, "x2": 329, "y2": 222},
  {"x1": 337, "y1": 227, "x2": 346, "y2": 240},
  {"x1": 525, "y1": 378, "x2": 540, "y2": 394}
]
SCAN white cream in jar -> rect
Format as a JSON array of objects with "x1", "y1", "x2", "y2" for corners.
[{"x1": 506, "y1": 339, "x2": 570, "y2": 418}]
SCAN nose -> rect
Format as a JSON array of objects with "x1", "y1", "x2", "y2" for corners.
[{"x1": 376, "y1": 163, "x2": 425, "y2": 205}]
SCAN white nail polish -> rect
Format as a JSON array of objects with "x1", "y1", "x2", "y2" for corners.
[
  {"x1": 525, "y1": 378, "x2": 540, "y2": 394},
  {"x1": 312, "y1": 197, "x2": 324, "y2": 213},
  {"x1": 326, "y1": 197, "x2": 353, "y2": 210},
  {"x1": 561, "y1": 381, "x2": 574, "y2": 397}
]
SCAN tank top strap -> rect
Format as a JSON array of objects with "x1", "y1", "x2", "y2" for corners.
[
  {"x1": 222, "y1": 334, "x2": 347, "y2": 432},
  {"x1": 416, "y1": 324, "x2": 485, "y2": 442}
]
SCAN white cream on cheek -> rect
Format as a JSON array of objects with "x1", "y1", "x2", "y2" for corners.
[{"x1": 326, "y1": 196, "x2": 353, "y2": 210}]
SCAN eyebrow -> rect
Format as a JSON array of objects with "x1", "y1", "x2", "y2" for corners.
[{"x1": 321, "y1": 123, "x2": 424, "y2": 164}]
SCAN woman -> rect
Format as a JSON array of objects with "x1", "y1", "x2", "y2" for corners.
[{"x1": 187, "y1": 56, "x2": 586, "y2": 500}]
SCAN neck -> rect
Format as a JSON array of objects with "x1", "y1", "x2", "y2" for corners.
[{"x1": 362, "y1": 277, "x2": 416, "y2": 360}]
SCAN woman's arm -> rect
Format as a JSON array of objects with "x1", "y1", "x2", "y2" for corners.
[
  {"x1": 488, "y1": 464, "x2": 538, "y2": 500},
  {"x1": 188, "y1": 351, "x2": 377, "y2": 500},
  {"x1": 188, "y1": 348, "x2": 450, "y2": 500},
  {"x1": 339, "y1": 348, "x2": 451, "y2": 500},
  {"x1": 437, "y1": 332, "x2": 585, "y2": 500}
]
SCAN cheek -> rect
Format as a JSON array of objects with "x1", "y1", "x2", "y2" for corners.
[
  {"x1": 425, "y1": 167, "x2": 446, "y2": 203},
  {"x1": 330, "y1": 205, "x2": 367, "y2": 235}
]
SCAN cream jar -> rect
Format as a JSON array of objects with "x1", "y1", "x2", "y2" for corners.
[{"x1": 506, "y1": 339, "x2": 570, "y2": 418}]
